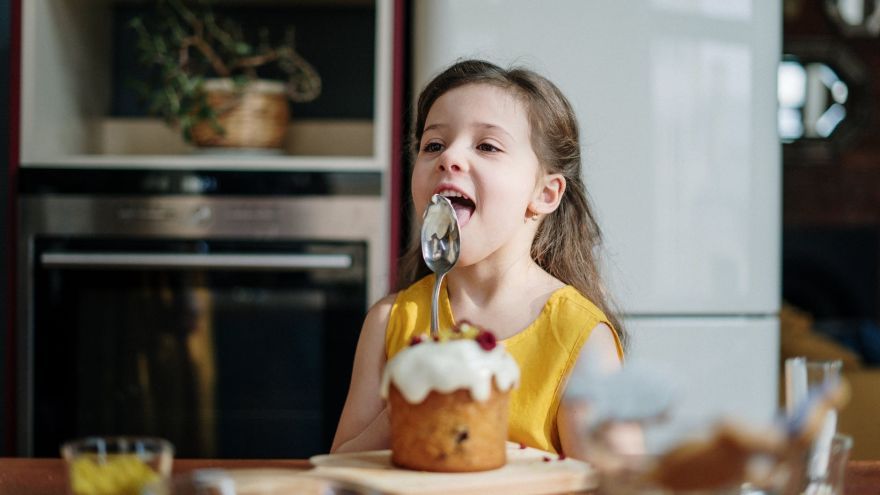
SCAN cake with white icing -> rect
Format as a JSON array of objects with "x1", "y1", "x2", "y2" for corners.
[{"x1": 380, "y1": 322, "x2": 520, "y2": 472}]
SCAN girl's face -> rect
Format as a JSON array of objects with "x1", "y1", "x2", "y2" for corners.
[{"x1": 412, "y1": 83, "x2": 544, "y2": 267}]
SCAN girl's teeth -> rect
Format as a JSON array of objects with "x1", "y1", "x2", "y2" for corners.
[{"x1": 439, "y1": 190, "x2": 466, "y2": 199}]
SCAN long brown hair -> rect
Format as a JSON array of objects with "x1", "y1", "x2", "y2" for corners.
[{"x1": 399, "y1": 59, "x2": 626, "y2": 348}]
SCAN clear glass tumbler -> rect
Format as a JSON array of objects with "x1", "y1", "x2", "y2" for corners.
[
  {"x1": 784, "y1": 358, "x2": 848, "y2": 495},
  {"x1": 824, "y1": 433, "x2": 854, "y2": 495},
  {"x1": 784, "y1": 358, "x2": 843, "y2": 417}
]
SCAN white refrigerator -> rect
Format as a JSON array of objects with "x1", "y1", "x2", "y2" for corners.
[{"x1": 413, "y1": 0, "x2": 781, "y2": 424}]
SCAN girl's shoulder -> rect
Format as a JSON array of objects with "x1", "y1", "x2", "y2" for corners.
[
  {"x1": 368, "y1": 291, "x2": 399, "y2": 315},
  {"x1": 551, "y1": 286, "x2": 609, "y2": 322},
  {"x1": 366, "y1": 275, "x2": 433, "y2": 327},
  {"x1": 550, "y1": 287, "x2": 624, "y2": 360},
  {"x1": 359, "y1": 292, "x2": 400, "y2": 343},
  {"x1": 527, "y1": 271, "x2": 609, "y2": 324}
]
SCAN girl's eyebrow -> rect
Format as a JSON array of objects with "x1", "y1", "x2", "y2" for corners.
[
  {"x1": 474, "y1": 123, "x2": 514, "y2": 141},
  {"x1": 422, "y1": 122, "x2": 514, "y2": 141},
  {"x1": 422, "y1": 123, "x2": 448, "y2": 133}
]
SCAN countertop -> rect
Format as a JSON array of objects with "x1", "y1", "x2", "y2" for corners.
[{"x1": 1, "y1": 458, "x2": 879, "y2": 495}]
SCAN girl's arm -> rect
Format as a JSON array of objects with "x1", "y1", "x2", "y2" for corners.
[
  {"x1": 330, "y1": 293, "x2": 397, "y2": 453},
  {"x1": 557, "y1": 322, "x2": 626, "y2": 459}
]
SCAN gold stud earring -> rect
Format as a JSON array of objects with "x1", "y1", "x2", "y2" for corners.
[{"x1": 526, "y1": 207, "x2": 540, "y2": 222}]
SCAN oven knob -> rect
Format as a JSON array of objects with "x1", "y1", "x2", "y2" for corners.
[{"x1": 191, "y1": 206, "x2": 213, "y2": 225}]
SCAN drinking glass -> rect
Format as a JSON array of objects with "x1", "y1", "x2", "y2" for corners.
[
  {"x1": 61, "y1": 436, "x2": 174, "y2": 495},
  {"x1": 821, "y1": 433, "x2": 853, "y2": 495},
  {"x1": 784, "y1": 358, "x2": 847, "y2": 495},
  {"x1": 784, "y1": 358, "x2": 843, "y2": 417}
]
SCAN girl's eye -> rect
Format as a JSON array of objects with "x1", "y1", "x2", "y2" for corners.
[
  {"x1": 423, "y1": 142, "x2": 443, "y2": 153},
  {"x1": 477, "y1": 143, "x2": 500, "y2": 152}
]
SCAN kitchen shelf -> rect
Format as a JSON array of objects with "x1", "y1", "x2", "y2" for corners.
[
  {"x1": 20, "y1": 0, "x2": 393, "y2": 171},
  {"x1": 23, "y1": 118, "x2": 379, "y2": 171}
]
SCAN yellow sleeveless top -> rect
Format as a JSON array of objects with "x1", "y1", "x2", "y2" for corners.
[{"x1": 385, "y1": 275, "x2": 623, "y2": 454}]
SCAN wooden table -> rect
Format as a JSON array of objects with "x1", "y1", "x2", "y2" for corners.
[
  {"x1": 0, "y1": 458, "x2": 310, "y2": 495},
  {"x1": 845, "y1": 461, "x2": 880, "y2": 495},
  {"x1": 0, "y1": 458, "x2": 878, "y2": 495}
]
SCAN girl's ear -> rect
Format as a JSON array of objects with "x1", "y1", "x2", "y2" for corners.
[{"x1": 530, "y1": 173, "x2": 566, "y2": 215}]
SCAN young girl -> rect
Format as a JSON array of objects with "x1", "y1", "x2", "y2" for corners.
[{"x1": 331, "y1": 59, "x2": 625, "y2": 457}]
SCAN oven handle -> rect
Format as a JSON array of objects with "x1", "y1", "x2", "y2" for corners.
[{"x1": 40, "y1": 252, "x2": 353, "y2": 271}]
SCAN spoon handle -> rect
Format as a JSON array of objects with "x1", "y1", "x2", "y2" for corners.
[{"x1": 430, "y1": 273, "x2": 444, "y2": 338}]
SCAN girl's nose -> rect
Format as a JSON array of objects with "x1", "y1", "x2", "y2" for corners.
[{"x1": 437, "y1": 148, "x2": 466, "y2": 173}]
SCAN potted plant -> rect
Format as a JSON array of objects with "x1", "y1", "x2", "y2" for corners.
[{"x1": 129, "y1": 0, "x2": 322, "y2": 150}]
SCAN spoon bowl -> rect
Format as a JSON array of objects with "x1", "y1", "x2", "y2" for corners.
[{"x1": 420, "y1": 194, "x2": 461, "y2": 337}]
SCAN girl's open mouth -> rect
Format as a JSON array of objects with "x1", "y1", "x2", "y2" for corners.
[{"x1": 437, "y1": 190, "x2": 475, "y2": 226}]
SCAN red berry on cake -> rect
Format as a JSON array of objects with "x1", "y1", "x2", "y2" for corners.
[{"x1": 475, "y1": 329, "x2": 497, "y2": 351}]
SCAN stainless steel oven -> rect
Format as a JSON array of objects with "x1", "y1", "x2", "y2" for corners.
[{"x1": 16, "y1": 169, "x2": 387, "y2": 458}]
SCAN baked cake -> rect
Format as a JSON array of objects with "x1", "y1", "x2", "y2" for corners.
[{"x1": 380, "y1": 322, "x2": 520, "y2": 472}]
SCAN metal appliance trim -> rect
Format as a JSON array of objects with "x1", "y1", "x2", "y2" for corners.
[{"x1": 40, "y1": 252, "x2": 354, "y2": 271}]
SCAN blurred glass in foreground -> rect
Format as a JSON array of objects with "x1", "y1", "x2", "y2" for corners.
[
  {"x1": 563, "y1": 360, "x2": 849, "y2": 494},
  {"x1": 786, "y1": 357, "x2": 853, "y2": 495},
  {"x1": 61, "y1": 437, "x2": 173, "y2": 495}
]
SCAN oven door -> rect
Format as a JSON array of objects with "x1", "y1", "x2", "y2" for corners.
[{"x1": 29, "y1": 237, "x2": 365, "y2": 459}]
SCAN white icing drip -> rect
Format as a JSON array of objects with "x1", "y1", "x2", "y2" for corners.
[{"x1": 380, "y1": 339, "x2": 520, "y2": 404}]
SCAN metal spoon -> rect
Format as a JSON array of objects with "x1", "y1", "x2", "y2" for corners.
[{"x1": 420, "y1": 194, "x2": 461, "y2": 337}]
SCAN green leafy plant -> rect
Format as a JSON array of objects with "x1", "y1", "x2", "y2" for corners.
[{"x1": 129, "y1": 0, "x2": 321, "y2": 142}]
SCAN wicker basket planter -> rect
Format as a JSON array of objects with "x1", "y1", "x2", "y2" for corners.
[{"x1": 190, "y1": 78, "x2": 290, "y2": 150}]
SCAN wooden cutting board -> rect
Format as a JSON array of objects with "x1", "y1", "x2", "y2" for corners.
[{"x1": 304, "y1": 444, "x2": 598, "y2": 495}]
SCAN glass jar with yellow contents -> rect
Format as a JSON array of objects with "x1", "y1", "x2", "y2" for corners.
[{"x1": 61, "y1": 437, "x2": 174, "y2": 495}]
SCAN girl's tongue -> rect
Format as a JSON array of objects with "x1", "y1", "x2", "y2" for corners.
[
  {"x1": 448, "y1": 197, "x2": 475, "y2": 226},
  {"x1": 453, "y1": 203, "x2": 473, "y2": 226}
]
